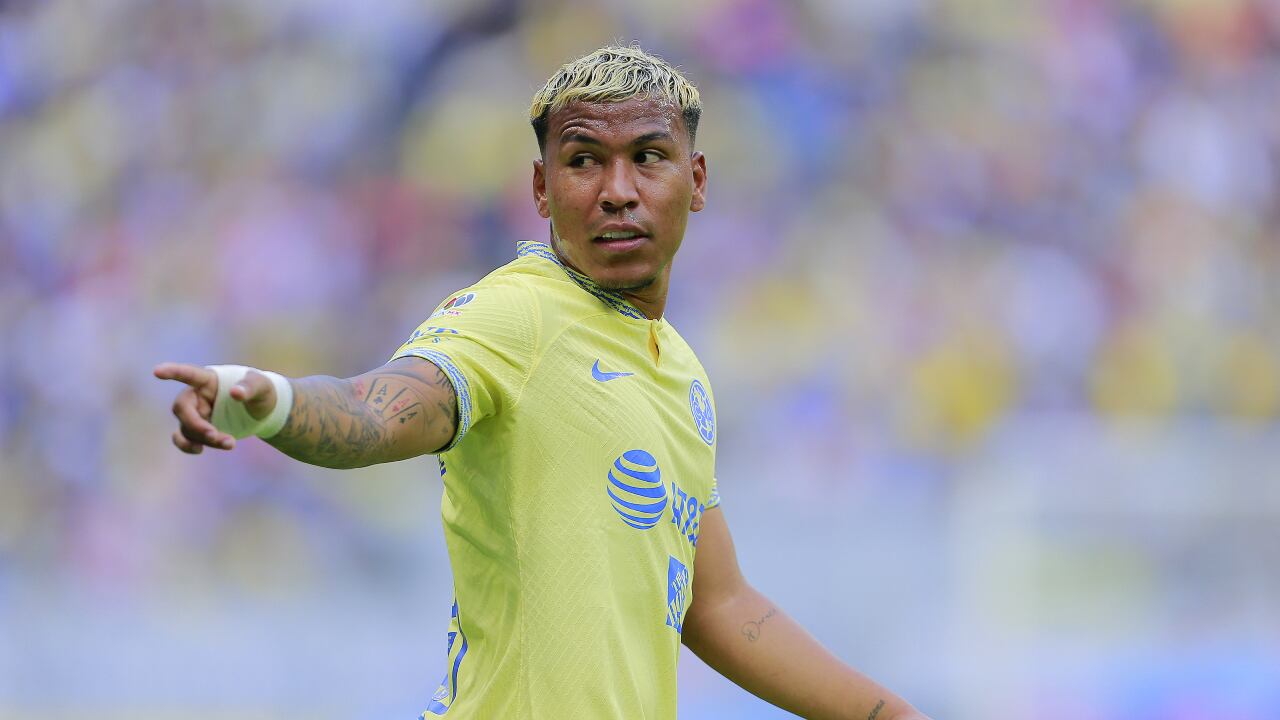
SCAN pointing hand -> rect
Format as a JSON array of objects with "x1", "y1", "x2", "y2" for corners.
[{"x1": 153, "y1": 362, "x2": 277, "y2": 454}]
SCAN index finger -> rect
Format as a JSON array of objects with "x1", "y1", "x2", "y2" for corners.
[{"x1": 153, "y1": 362, "x2": 215, "y2": 388}]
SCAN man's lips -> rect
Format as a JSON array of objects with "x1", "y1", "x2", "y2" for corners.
[
  {"x1": 592, "y1": 233, "x2": 648, "y2": 253},
  {"x1": 594, "y1": 236, "x2": 646, "y2": 249}
]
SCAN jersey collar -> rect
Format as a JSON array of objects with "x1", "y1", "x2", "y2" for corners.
[{"x1": 516, "y1": 241, "x2": 649, "y2": 320}]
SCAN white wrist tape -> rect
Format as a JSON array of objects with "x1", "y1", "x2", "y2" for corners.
[{"x1": 207, "y1": 365, "x2": 294, "y2": 439}]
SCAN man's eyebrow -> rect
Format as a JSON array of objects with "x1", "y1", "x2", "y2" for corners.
[
  {"x1": 560, "y1": 132, "x2": 603, "y2": 146},
  {"x1": 631, "y1": 131, "x2": 675, "y2": 145}
]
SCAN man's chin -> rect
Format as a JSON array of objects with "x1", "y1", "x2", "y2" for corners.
[{"x1": 594, "y1": 274, "x2": 657, "y2": 293}]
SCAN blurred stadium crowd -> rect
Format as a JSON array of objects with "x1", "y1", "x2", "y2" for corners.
[{"x1": 2, "y1": 0, "x2": 1278, "y2": 718}]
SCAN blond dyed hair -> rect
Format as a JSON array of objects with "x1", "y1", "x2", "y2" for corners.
[{"x1": 529, "y1": 45, "x2": 702, "y2": 153}]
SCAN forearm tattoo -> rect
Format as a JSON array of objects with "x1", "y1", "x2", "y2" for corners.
[
  {"x1": 267, "y1": 364, "x2": 457, "y2": 468},
  {"x1": 740, "y1": 607, "x2": 777, "y2": 643},
  {"x1": 868, "y1": 699, "x2": 885, "y2": 720}
]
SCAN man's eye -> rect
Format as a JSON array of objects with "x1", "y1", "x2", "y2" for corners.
[
  {"x1": 570, "y1": 155, "x2": 598, "y2": 167},
  {"x1": 637, "y1": 150, "x2": 662, "y2": 164}
]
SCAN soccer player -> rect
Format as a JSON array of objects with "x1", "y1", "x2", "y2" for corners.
[{"x1": 156, "y1": 46, "x2": 930, "y2": 720}]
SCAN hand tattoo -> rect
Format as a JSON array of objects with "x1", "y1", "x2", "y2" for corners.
[
  {"x1": 740, "y1": 607, "x2": 777, "y2": 642},
  {"x1": 868, "y1": 700, "x2": 885, "y2": 720}
]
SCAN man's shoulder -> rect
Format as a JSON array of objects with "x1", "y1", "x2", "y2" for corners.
[
  {"x1": 424, "y1": 248, "x2": 607, "y2": 344},
  {"x1": 658, "y1": 319, "x2": 704, "y2": 361},
  {"x1": 477, "y1": 247, "x2": 624, "y2": 323},
  {"x1": 462, "y1": 245, "x2": 566, "y2": 295},
  {"x1": 437, "y1": 253, "x2": 555, "y2": 312}
]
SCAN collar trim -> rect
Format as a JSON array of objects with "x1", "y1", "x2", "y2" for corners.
[{"x1": 516, "y1": 241, "x2": 648, "y2": 320}]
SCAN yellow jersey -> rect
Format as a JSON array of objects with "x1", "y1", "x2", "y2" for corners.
[{"x1": 391, "y1": 241, "x2": 720, "y2": 719}]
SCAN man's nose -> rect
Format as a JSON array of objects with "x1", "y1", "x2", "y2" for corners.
[{"x1": 599, "y1": 159, "x2": 640, "y2": 211}]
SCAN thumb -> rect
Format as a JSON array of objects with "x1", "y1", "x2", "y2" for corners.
[{"x1": 228, "y1": 370, "x2": 277, "y2": 421}]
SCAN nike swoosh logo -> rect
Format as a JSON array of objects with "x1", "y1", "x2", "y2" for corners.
[{"x1": 592, "y1": 360, "x2": 634, "y2": 382}]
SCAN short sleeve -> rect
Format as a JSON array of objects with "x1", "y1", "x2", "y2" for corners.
[
  {"x1": 705, "y1": 477, "x2": 721, "y2": 510},
  {"x1": 388, "y1": 282, "x2": 538, "y2": 451}
]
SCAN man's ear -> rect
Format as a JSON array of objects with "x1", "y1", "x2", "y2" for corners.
[
  {"x1": 689, "y1": 152, "x2": 707, "y2": 213},
  {"x1": 533, "y1": 159, "x2": 550, "y2": 218}
]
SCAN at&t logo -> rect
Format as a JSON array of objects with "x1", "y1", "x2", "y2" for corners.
[
  {"x1": 607, "y1": 450, "x2": 667, "y2": 530},
  {"x1": 607, "y1": 449, "x2": 708, "y2": 547}
]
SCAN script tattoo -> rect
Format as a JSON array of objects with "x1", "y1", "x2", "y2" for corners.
[
  {"x1": 740, "y1": 607, "x2": 777, "y2": 643},
  {"x1": 268, "y1": 360, "x2": 457, "y2": 468},
  {"x1": 868, "y1": 699, "x2": 885, "y2": 720}
]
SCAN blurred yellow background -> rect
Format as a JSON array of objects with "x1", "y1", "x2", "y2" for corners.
[{"x1": 1, "y1": 0, "x2": 1278, "y2": 717}]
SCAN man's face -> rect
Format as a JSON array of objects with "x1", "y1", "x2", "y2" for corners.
[{"x1": 533, "y1": 96, "x2": 707, "y2": 293}]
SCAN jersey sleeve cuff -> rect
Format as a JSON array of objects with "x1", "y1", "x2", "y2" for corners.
[{"x1": 392, "y1": 348, "x2": 473, "y2": 452}]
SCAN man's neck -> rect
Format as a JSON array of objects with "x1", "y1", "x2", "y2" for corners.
[
  {"x1": 620, "y1": 280, "x2": 668, "y2": 320},
  {"x1": 546, "y1": 238, "x2": 670, "y2": 320}
]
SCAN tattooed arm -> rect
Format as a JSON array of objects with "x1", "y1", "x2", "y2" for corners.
[
  {"x1": 681, "y1": 508, "x2": 930, "y2": 720},
  {"x1": 265, "y1": 358, "x2": 457, "y2": 467},
  {"x1": 154, "y1": 357, "x2": 457, "y2": 467}
]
